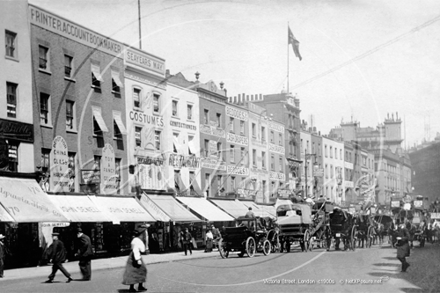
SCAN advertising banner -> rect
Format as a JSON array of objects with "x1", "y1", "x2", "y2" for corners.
[
  {"x1": 49, "y1": 136, "x2": 70, "y2": 193},
  {"x1": 101, "y1": 144, "x2": 117, "y2": 194}
]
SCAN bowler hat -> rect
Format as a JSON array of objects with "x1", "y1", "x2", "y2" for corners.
[
  {"x1": 76, "y1": 228, "x2": 83, "y2": 233},
  {"x1": 52, "y1": 232, "x2": 60, "y2": 236}
]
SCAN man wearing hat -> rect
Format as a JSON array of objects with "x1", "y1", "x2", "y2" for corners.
[
  {"x1": 75, "y1": 228, "x2": 93, "y2": 281},
  {"x1": 245, "y1": 207, "x2": 255, "y2": 218},
  {"x1": 45, "y1": 233, "x2": 72, "y2": 283},
  {"x1": 0, "y1": 234, "x2": 6, "y2": 278}
]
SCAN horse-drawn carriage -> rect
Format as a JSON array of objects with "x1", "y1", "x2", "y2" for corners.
[
  {"x1": 326, "y1": 207, "x2": 357, "y2": 251},
  {"x1": 353, "y1": 214, "x2": 378, "y2": 248},
  {"x1": 275, "y1": 200, "x2": 314, "y2": 252},
  {"x1": 218, "y1": 217, "x2": 272, "y2": 258}
]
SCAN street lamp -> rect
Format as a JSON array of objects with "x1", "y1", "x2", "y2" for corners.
[{"x1": 304, "y1": 153, "x2": 318, "y2": 199}]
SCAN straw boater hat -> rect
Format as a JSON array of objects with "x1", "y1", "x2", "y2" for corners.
[{"x1": 0, "y1": 234, "x2": 5, "y2": 240}]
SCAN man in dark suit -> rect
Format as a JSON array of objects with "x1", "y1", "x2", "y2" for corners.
[
  {"x1": 45, "y1": 233, "x2": 72, "y2": 283},
  {"x1": 75, "y1": 228, "x2": 93, "y2": 281},
  {"x1": 0, "y1": 234, "x2": 7, "y2": 278}
]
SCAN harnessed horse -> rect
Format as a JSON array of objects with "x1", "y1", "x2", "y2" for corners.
[{"x1": 327, "y1": 209, "x2": 355, "y2": 251}]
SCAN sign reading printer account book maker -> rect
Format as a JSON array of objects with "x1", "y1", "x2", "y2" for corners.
[
  {"x1": 49, "y1": 136, "x2": 70, "y2": 192},
  {"x1": 101, "y1": 144, "x2": 117, "y2": 194}
]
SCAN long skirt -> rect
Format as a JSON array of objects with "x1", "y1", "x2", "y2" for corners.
[{"x1": 122, "y1": 252, "x2": 147, "y2": 285}]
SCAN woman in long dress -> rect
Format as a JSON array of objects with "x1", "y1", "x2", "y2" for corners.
[{"x1": 122, "y1": 225, "x2": 148, "y2": 292}]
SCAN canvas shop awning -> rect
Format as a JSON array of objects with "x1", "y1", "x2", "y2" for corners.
[
  {"x1": 48, "y1": 195, "x2": 112, "y2": 222},
  {"x1": 92, "y1": 106, "x2": 109, "y2": 132},
  {"x1": 90, "y1": 195, "x2": 156, "y2": 224},
  {"x1": 145, "y1": 194, "x2": 201, "y2": 222},
  {"x1": 176, "y1": 197, "x2": 235, "y2": 222},
  {"x1": 209, "y1": 199, "x2": 249, "y2": 219},
  {"x1": 0, "y1": 177, "x2": 68, "y2": 222}
]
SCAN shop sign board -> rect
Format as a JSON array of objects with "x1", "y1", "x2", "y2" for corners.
[
  {"x1": 226, "y1": 133, "x2": 248, "y2": 146},
  {"x1": 101, "y1": 144, "x2": 117, "y2": 194},
  {"x1": 227, "y1": 165, "x2": 249, "y2": 176},
  {"x1": 50, "y1": 136, "x2": 70, "y2": 193},
  {"x1": 391, "y1": 200, "x2": 400, "y2": 208},
  {"x1": 431, "y1": 212, "x2": 440, "y2": 219},
  {"x1": 139, "y1": 164, "x2": 165, "y2": 190}
]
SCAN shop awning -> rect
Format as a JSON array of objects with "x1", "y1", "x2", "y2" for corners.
[
  {"x1": 209, "y1": 199, "x2": 249, "y2": 219},
  {"x1": 48, "y1": 195, "x2": 112, "y2": 222},
  {"x1": 91, "y1": 64, "x2": 103, "y2": 81},
  {"x1": 0, "y1": 177, "x2": 68, "y2": 222},
  {"x1": 0, "y1": 204, "x2": 15, "y2": 222},
  {"x1": 138, "y1": 193, "x2": 171, "y2": 222},
  {"x1": 173, "y1": 136, "x2": 181, "y2": 153},
  {"x1": 113, "y1": 112, "x2": 127, "y2": 135},
  {"x1": 188, "y1": 140, "x2": 197, "y2": 155},
  {"x1": 239, "y1": 201, "x2": 273, "y2": 218},
  {"x1": 145, "y1": 194, "x2": 202, "y2": 222},
  {"x1": 111, "y1": 70, "x2": 123, "y2": 88},
  {"x1": 90, "y1": 195, "x2": 156, "y2": 224},
  {"x1": 92, "y1": 106, "x2": 109, "y2": 132},
  {"x1": 256, "y1": 204, "x2": 276, "y2": 218},
  {"x1": 176, "y1": 197, "x2": 235, "y2": 222}
]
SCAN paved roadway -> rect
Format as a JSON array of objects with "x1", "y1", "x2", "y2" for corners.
[{"x1": 1, "y1": 242, "x2": 438, "y2": 293}]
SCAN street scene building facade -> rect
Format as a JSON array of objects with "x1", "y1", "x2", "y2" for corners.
[{"x1": 4, "y1": 2, "x2": 439, "y2": 283}]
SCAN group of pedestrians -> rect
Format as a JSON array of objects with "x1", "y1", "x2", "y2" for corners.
[{"x1": 45, "y1": 228, "x2": 93, "y2": 283}]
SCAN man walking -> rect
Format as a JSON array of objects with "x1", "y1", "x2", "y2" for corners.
[
  {"x1": 396, "y1": 224, "x2": 411, "y2": 272},
  {"x1": 75, "y1": 228, "x2": 93, "y2": 280},
  {"x1": 45, "y1": 233, "x2": 72, "y2": 283},
  {"x1": 183, "y1": 228, "x2": 192, "y2": 256}
]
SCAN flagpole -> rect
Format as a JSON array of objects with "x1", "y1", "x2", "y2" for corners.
[
  {"x1": 138, "y1": 0, "x2": 142, "y2": 49},
  {"x1": 287, "y1": 23, "x2": 290, "y2": 94}
]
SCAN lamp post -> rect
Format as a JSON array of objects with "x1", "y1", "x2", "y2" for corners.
[{"x1": 304, "y1": 153, "x2": 317, "y2": 198}]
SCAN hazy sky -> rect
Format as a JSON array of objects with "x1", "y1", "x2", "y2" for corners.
[{"x1": 30, "y1": 0, "x2": 440, "y2": 148}]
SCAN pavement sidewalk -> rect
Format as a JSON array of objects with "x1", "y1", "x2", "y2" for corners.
[{"x1": 1, "y1": 249, "x2": 219, "y2": 281}]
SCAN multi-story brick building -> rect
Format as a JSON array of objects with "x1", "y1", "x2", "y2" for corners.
[
  {"x1": 197, "y1": 79, "x2": 228, "y2": 198},
  {"x1": 0, "y1": 0, "x2": 35, "y2": 173},
  {"x1": 29, "y1": 4, "x2": 128, "y2": 195},
  {"x1": 230, "y1": 92, "x2": 301, "y2": 199}
]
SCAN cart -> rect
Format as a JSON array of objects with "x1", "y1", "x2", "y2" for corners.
[
  {"x1": 326, "y1": 207, "x2": 357, "y2": 251},
  {"x1": 218, "y1": 217, "x2": 272, "y2": 258}
]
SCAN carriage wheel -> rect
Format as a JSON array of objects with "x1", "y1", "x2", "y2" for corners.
[
  {"x1": 262, "y1": 240, "x2": 272, "y2": 256},
  {"x1": 303, "y1": 230, "x2": 311, "y2": 252},
  {"x1": 351, "y1": 226, "x2": 357, "y2": 251},
  {"x1": 246, "y1": 237, "x2": 256, "y2": 258},
  {"x1": 367, "y1": 227, "x2": 374, "y2": 248},
  {"x1": 218, "y1": 239, "x2": 229, "y2": 258}
]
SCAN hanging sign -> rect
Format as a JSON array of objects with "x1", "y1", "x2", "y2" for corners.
[
  {"x1": 50, "y1": 136, "x2": 70, "y2": 192},
  {"x1": 101, "y1": 144, "x2": 117, "y2": 194}
]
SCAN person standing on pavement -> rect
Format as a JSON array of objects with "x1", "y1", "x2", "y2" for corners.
[
  {"x1": 183, "y1": 228, "x2": 192, "y2": 256},
  {"x1": 204, "y1": 229, "x2": 213, "y2": 253},
  {"x1": 0, "y1": 234, "x2": 7, "y2": 278},
  {"x1": 122, "y1": 225, "x2": 148, "y2": 292},
  {"x1": 45, "y1": 233, "x2": 72, "y2": 283},
  {"x1": 396, "y1": 224, "x2": 411, "y2": 272},
  {"x1": 75, "y1": 228, "x2": 93, "y2": 280}
]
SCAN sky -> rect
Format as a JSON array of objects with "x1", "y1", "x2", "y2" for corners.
[{"x1": 29, "y1": 0, "x2": 440, "y2": 148}]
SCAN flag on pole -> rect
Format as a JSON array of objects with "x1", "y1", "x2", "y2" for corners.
[{"x1": 288, "y1": 26, "x2": 302, "y2": 61}]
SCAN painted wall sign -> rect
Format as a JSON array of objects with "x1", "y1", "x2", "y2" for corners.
[
  {"x1": 49, "y1": 136, "x2": 70, "y2": 193},
  {"x1": 227, "y1": 165, "x2": 249, "y2": 176},
  {"x1": 200, "y1": 158, "x2": 226, "y2": 171},
  {"x1": 139, "y1": 164, "x2": 165, "y2": 190},
  {"x1": 225, "y1": 106, "x2": 248, "y2": 121},
  {"x1": 129, "y1": 111, "x2": 164, "y2": 127},
  {"x1": 199, "y1": 124, "x2": 225, "y2": 138},
  {"x1": 170, "y1": 120, "x2": 197, "y2": 131},
  {"x1": 29, "y1": 5, "x2": 123, "y2": 56},
  {"x1": 269, "y1": 143, "x2": 285, "y2": 154},
  {"x1": 270, "y1": 171, "x2": 286, "y2": 181},
  {"x1": 269, "y1": 121, "x2": 284, "y2": 133},
  {"x1": 226, "y1": 133, "x2": 248, "y2": 146},
  {"x1": 125, "y1": 48, "x2": 165, "y2": 76},
  {"x1": 168, "y1": 154, "x2": 200, "y2": 169},
  {"x1": 0, "y1": 118, "x2": 33, "y2": 143},
  {"x1": 101, "y1": 144, "x2": 117, "y2": 194}
]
